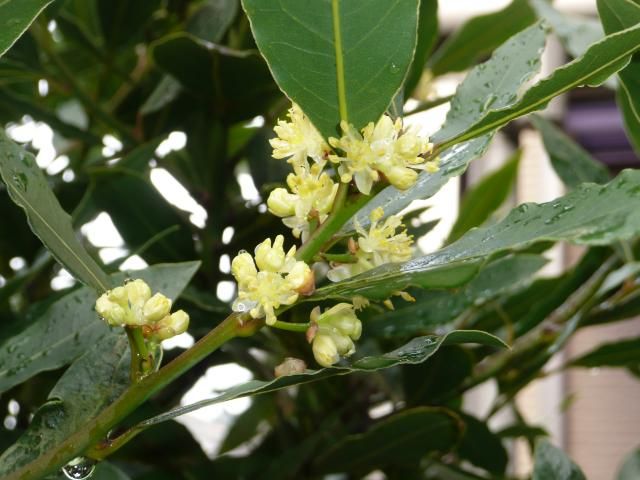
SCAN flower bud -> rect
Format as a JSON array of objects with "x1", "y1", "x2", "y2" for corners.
[
  {"x1": 107, "y1": 286, "x2": 127, "y2": 307},
  {"x1": 96, "y1": 295, "x2": 126, "y2": 326},
  {"x1": 312, "y1": 334, "x2": 339, "y2": 368},
  {"x1": 125, "y1": 279, "x2": 151, "y2": 307},
  {"x1": 286, "y1": 262, "x2": 314, "y2": 294},
  {"x1": 151, "y1": 310, "x2": 190, "y2": 342},
  {"x1": 267, "y1": 188, "x2": 297, "y2": 217},
  {"x1": 320, "y1": 303, "x2": 362, "y2": 340},
  {"x1": 255, "y1": 236, "x2": 287, "y2": 272},
  {"x1": 274, "y1": 357, "x2": 307, "y2": 377},
  {"x1": 231, "y1": 252, "x2": 257, "y2": 285},
  {"x1": 384, "y1": 165, "x2": 418, "y2": 191},
  {"x1": 143, "y1": 293, "x2": 172, "y2": 323}
]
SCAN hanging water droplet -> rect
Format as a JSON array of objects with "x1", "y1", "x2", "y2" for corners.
[{"x1": 62, "y1": 457, "x2": 96, "y2": 480}]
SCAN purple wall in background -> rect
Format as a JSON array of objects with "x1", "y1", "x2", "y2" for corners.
[{"x1": 564, "y1": 101, "x2": 639, "y2": 169}]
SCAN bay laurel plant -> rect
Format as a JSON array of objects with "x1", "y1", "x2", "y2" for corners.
[{"x1": 1, "y1": 0, "x2": 640, "y2": 479}]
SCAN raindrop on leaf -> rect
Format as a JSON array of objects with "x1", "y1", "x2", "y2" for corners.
[{"x1": 62, "y1": 457, "x2": 96, "y2": 480}]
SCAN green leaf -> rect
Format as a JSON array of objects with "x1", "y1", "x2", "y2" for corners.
[
  {"x1": 242, "y1": 0, "x2": 419, "y2": 138},
  {"x1": 0, "y1": 129, "x2": 111, "y2": 291},
  {"x1": 0, "y1": 0, "x2": 53, "y2": 57},
  {"x1": 132, "y1": 330, "x2": 507, "y2": 427},
  {"x1": 366, "y1": 254, "x2": 547, "y2": 338},
  {"x1": 533, "y1": 440, "x2": 586, "y2": 480},
  {"x1": 618, "y1": 448, "x2": 640, "y2": 480},
  {"x1": 457, "y1": 413, "x2": 508, "y2": 475},
  {"x1": 531, "y1": 115, "x2": 610, "y2": 189},
  {"x1": 435, "y1": 22, "x2": 640, "y2": 150},
  {"x1": 0, "y1": 261, "x2": 200, "y2": 395},
  {"x1": 187, "y1": 0, "x2": 239, "y2": 43},
  {"x1": 0, "y1": 333, "x2": 130, "y2": 477},
  {"x1": 567, "y1": 336, "x2": 640, "y2": 371},
  {"x1": 598, "y1": 0, "x2": 640, "y2": 154},
  {"x1": 404, "y1": 0, "x2": 438, "y2": 97},
  {"x1": 427, "y1": 0, "x2": 536, "y2": 75},
  {"x1": 432, "y1": 22, "x2": 546, "y2": 144},
  {"x1": 530, "y1": 0, "x2": 604, "y2": 60},
  {"x1": 344, "y1": 20, "x2": 545, "y2": 233},
  {"x1": 312, "y1": 407, "x2": 462, "y2": 475},
  {"x1": 447, "y1": 150, "x2": 520, "y2": 243},
  {"x1": 317, "y1": 170, "x2": 640, "y2": 301}
]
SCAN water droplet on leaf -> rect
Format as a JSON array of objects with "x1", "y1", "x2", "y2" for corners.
[{"x1": 62, "y1": 457, "x2": 96, "y2": 480}]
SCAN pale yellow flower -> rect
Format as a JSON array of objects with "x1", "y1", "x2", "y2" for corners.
[
  {"x1": 328, "y1": 114, "x2": 436, "y2": 194},
  {"x1": 267, "y1": 159, "x2": 338, "y2": 240},
  {"x1": 231, "y1": 235, "x2": 313, "y2": 325},
  {"x1": 327, "y1": 207, "x2": 414, "y2": 282},
  {"x1": 270, "y1": 103, "x2": 330, "y2": 166}
]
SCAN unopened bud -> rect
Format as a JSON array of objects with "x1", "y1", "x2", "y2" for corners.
[
  {"x1": 274, "y1": 357, "x2": 307, "y2": 377},
  {"x1": 385, "y1": 166, "x2": 418, "y2": 191},
  {"x1": 96, "y1": 295, "x2": 126, "y2": 326},
  {"x1": 255, "y1": 236, "x2": 286, "y2": 272},
  {"x1": 143, "y1": 293, "x2": 172, "y2": 323},
  {"x1": 312, "y1": 334, "x2": 339, "y2": 368},
  {"x1": 267, "y1": 188, "x2": 297, "y2": 217},
  {"x1": 125, "y1": 279, "x2": 151, "y2": 307},
  {"x1": 231, "y1": 252, "x2": 257, "y2": 285}
]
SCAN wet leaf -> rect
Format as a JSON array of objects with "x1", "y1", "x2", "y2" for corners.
[
  {"x1": 242, "y1": 0, "x2": 419, "y2": 138},
  {"x1": 318, "y1": 170, "x2": 640, "y2": 301},
  {"x1": 0, "y1": 129, "x2": 111, "y2": 291}
]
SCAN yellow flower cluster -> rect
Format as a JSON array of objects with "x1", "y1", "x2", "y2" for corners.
[
  {"x1": 308, "y1": 303, "x2": 362, "y2": 367},
  {"x1": 231, "y1": 235, "x2": 313, "y2": 325},
  {"x1": 327, "y1": 207, "x2": 414, "y2": 282},
  {"x1": 95, "y1": 279, "x2": 189, "y2": 342},
  {"x1": 268, "y1": 104, "x2": 338, "y2": 239},
  {"x1": 329, "y1": 115, "x2": 437, "y2": 194},
  {"x1": 269, "y1": 103, "x2": 330, "y2": 166},
  {"x1": 267, "y1": 159, "x2": 338, "y2": 240}
]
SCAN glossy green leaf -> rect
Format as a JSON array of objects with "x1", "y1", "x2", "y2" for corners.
[
  {"x1": 0, "y1": 333, "x2": 130, "y2": 477},
  {"x1": 567, "y1": 336, "x2": 640, "y2": 370},
  {"x1": 432, "y1": 22, "x2": 546, "y2": 144},
  {"x1": 0, "y1": 129, "x2": 111, "y2": 291},
  {"x1": 447, "y1": 150, "x2": 520, "y2": 243},
  {"x1": 344, "y1": 21, "x2": 545, "y2": 233},
  {"x1": 428, "y1": 0, "x2": 536, "y2": 75},
  {"x1": 531, "y1": 0, "x2": 604, "y2": 60},
  {"x1": 133, "y1": 330, "x2": 506, "y2": 428},
  {"x1": 313, "y1": 407, "x2": 462, "y2": 474},
  {"x1": 531, "y1": 115, "x2": 610, "y2": 189},
  {"x1": 0, "y1": 261, "x2": 200, "y2": 395},
  {"x1": 436, "y1": 23, "x2": 640, "y2": 150},
  {"x1": 404, "y1": 0, "x2": 438, "y2": 97},
  {"x1": 0, "y1": 0, "x2": 52, "y2": 57},
  {"x1": 457, "y1": 413, "x2": 508, "y2": 475},
  {"x1": 242, "y1": 0, "x2": 419, "y2": 138},
  {"x1": 533, "y1": 440, "x2": 586, "y2": 480},
  {"x1": 598, "y1": 0, "x2": 640, "y2": 154},
  {"x1": 318, "y1": 169, "x2": 640, "y2": 301},
  {"x1": 618, "y1": 448, "x2": 640, "y2": 480},
  {"x1": 366, "y1": 254, "x2": 547, "y2": 338}
]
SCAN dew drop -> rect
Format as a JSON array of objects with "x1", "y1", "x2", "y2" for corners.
[
  {"x1": 62, "y1": 457, "x2": 96, "y2": 480},
  {"x1": 389, "y1": 63, "x2": 400, "y2": 74},
  {"x1": 12, "y1": 173, "x2": 28, "y2": 192}
]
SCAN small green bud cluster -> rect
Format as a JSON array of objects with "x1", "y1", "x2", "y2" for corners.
[{"x1": 95, "y1": 279, "x2": 189, "y2": 342}]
